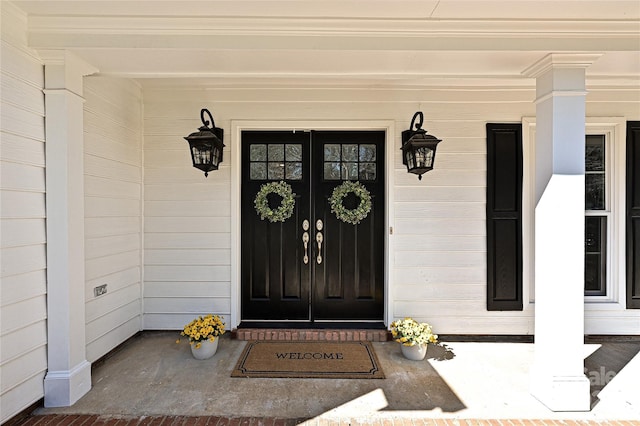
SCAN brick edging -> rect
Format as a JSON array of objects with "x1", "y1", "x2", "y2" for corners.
[
  {"x1": 233, "y1": 328, "x2": 390, "y2": 342},
  {"x1": 8, "y1": 415, "x2": 640, "y2": 426}
]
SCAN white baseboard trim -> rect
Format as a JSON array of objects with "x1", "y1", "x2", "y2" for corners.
[{"x1": 44, "y1": 360, "x2": 92, "y2": 407}]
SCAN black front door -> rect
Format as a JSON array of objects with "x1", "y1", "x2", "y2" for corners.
[{"x1": 241, "y1": 130, "x2": 385, "y2": 322}]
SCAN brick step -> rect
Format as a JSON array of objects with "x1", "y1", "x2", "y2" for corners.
[{"x1": 234, "y1": 328, "x2": 390, "y2": 342}]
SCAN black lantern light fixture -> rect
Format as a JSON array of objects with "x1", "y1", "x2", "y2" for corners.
[
  {"x1": 401, "y1": 111, "x2": 442, "y2": 180},
  {"x1": 184, "y1": 108, "x2": 225, "y2": 177}
]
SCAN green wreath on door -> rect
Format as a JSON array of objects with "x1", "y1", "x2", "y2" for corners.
[
  {"x1": 254, "y1": 181, "x2": 296, "y2": 223},
  {"x1": 329, "y1": 181, "x2": 372, "y2": 225}
]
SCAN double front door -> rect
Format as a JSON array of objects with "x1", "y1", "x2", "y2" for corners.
[{"x1": 241, "y1": 130, "x2": 385, "y2": 322}]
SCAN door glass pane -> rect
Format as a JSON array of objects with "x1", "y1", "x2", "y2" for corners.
[
  {"x1": 250, "y1": 163, "x2": 267, "y2": 180},
  {"x1": 285, "y1": 162, "x2": 303, "y2": 180},
  {"x1": 268, "y1": 162, "x2": 285, "y2": 179},
  {"x1": 324, "y1": 144, "x2": 341, "y2": 161},
  {"x1": 342, "y1": 144, "x2": 358, "y2": 161},
  {"x1": 286, "y1": 144, "x2": 302, "y2": 161},
  {"x1": 359, "y1": 144, "x2": 376, "y2": 162},
  {"x1": 268, "y1": 144, "x2": 285, "y2": 161},
  {"x1": 359, "y1": 163, "x2": 376, "y2": 180},
  {"x1": 324, "y1": 162, "x2": 341, "y2": 180},
  {"x1": 250, "y1": 144, "x2": 267, "y2": 161},
  {"x1": 342, "y1": 162, "x2": 358, "y2": 180}
]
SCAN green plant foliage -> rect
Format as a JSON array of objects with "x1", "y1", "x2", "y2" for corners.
[
  {"x1": 254, "y1": 181, "x2": 296, "y2": 223},
  {"x1": 329, "y1": 181, "x2": 372, "y2": 225}
]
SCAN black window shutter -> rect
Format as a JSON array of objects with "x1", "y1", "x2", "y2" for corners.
[
  {"x1": 627, "y1": 121, "x2": 640, "y2": 309},
  {"x1": 486, "y1": 124, "x2": 523, "y2": 311}
]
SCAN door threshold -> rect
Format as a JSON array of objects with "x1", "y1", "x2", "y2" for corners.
[{"x1": 238, "y1": 321, "x2": 386, "y2": 330}]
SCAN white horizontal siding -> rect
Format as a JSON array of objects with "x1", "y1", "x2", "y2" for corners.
[
  {"x1": 84, "y1": 75, "x2": 143, "y2": 363},
  {"x1": 142, "y1": 84, "x2": 531, "y2": 332},
  {"x1": 0, "y1": 191, "x2": 46, "y2": 218},
  {"x1": 0, "y1": 3, "x2": 47, "y2": 422},
  {"x1": 143, "y1": 105, "x2": 234, "y2": 329},
  {"x1": 86, "y1": 268, "x2": 141, "y2": 303},
  {"x1": 142, "y1": 78, "x2": 639, "y2": 335}
]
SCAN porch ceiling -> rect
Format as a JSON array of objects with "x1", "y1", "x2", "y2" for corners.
[{"x1": 11, "y1": 0, "x2": 640, "y2": 88}]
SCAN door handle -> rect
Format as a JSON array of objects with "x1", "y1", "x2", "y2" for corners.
[
  {"x1": 316, "y1": 232, "x2": 323, "y2": 264},
  {"x1": 302, "y1": 220, "x2": 310, "y2": 264},
  {"x1": 302, "y1": 232, "x2": 310, "y2": 265}
]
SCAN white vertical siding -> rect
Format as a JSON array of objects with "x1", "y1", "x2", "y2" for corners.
[
  {"x1": 83, "y1": 76, "x2": 143, "y2": 362},
  {"x1": 0, "y1": 3, "x2": 47, "y2": 422}
]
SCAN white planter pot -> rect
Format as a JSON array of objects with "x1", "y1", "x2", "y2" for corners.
[
  {"x1": 190, "y1": 337, "x2": 219, "y2": 360},
  {"x1": 400, "y1": 343, "x2": 427, "y2": 361}
]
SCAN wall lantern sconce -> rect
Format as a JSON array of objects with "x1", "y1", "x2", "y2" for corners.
[
  {"x1": 401, "y1": 111, "x2": 441, "y2": 180},
  {"x1": 184, "y1": 108, "x2": 225, "y2": 177}
]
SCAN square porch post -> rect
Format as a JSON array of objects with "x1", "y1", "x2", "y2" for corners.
[
  {"x1": 524, "y1": 53, "x2": 602, "y2": 412},
  {"x1": 40, "y1": 50, "x2": 97, "y2": 407}
]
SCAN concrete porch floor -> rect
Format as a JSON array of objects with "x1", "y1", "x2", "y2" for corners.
[{"x1": 33, "y1": 332, "x2": 640, "y2": 423}]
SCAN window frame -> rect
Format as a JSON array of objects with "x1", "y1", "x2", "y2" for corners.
[
  {"x1": 522, "y1": 118, "x2": 626, "y2": 308},
  {"x1": 584, "y1": 134, "x2": 610, "y2": 297}
]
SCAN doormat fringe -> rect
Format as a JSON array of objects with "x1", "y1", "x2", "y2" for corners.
[{"x1": 231, "y1": 340, "x2": 385, "y2": 379}]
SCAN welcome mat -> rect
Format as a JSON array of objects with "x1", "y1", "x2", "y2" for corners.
[{"x1": 231, "y1": 341, "x2": 385, "y2": 379}]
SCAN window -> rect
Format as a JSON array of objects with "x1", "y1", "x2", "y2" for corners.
[
  {"x1": 585, "y1": 134, "x2": 609, "y2": 296},
  {"x1": 249, "y1": 143, "x2": 303, "y2": 181},
  {"x1": 523, "y1": 118, "x2": 625, "y2": 307},
  {"x1": 323, "y1": 143, "x2": 377, "y2": 181}
]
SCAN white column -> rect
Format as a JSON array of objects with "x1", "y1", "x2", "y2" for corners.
[
  {"x1": 523, "y1": 53, "x2": 601, "y2": 412},
  {"x1": 41, "y1": 50, "x2": 97, "y2": 407}
]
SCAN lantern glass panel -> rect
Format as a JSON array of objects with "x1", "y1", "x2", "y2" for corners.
[
  {"x1": 213, "y1": 146, "x2": 222, "y2": 168},
  {"x1": 192, "y1": 146, "x2": 212, "y2": 166},
  {"x1": 406, "y1": 151, "x2": 415, "y2": 169},
  {"x1": 415, "y1": 147, "x2": 434, "y2": 169}
]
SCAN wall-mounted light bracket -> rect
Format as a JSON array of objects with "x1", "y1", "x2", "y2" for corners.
[
  {"x1": 400, "y1": 111, "x2": 441, "y2": 180},
  {"x1": 184, "y1": 108, "x2": 225, "y2": 177}
]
